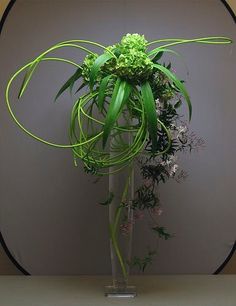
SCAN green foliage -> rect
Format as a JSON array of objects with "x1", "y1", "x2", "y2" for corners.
[
  {"x1": 132, "y1": 184, "x2": 159, "y2": 210},
  {"x1": 102, "y1": 78, "x2": 132, "y2": 148},
  {"x1": 7, "y1": 34, "x2": 232, "y2": 173},
  {"x1": 98, "y1": 75, "x2": 113, "y2": 111},
  {"x1": 55, "y1": 67, "x2": 82, "y2": 100},
  {"x1": 82, "y1": 53, "x2": 98, "y2": 82},
  {"x1": 18, "y1": 60, "x2": 39, "y2": 98},
  {"x1": 153, "y1": 63, "x2": 192, "y2": 120},
  {"x1": 89, "y1": 53, "x2": 114, "y2": 89},
  {"x1": 141, "y1": 81, "x2": 158, "y2": 151},
  {"x1": 140, "y1": 163, "x2": 171, "y2": 184},
  {"x1": 6, "y1": 33, "x2": 232, "y2": 282},
  {"x1": 152, "y1": 226, "x2": 172, "y2": 240},
  {"x1": 128, "y1": 249, "x2": 156, "y2": 272}
]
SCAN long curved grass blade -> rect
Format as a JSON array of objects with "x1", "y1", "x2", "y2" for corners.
[
  {"x1": 89, "y1": 53, "x2": 113, "y2": 89},
  {"x1": 56, "y1": 39, "x2": 116, "y2": 57},
  {"x1": 102, "y1": 78, "x2": 131, "y2": 148},
  {"x1": 154, "y1": 63, "x2": 192, "y2": 120},
  {"x1": 141, "y1": 81, "x2": 158, "y2": 152},
  {"x1": 18, "y1": 60, "x2": 39, "y2": 99},
  {"x1": 147, "y1": 36, "x2": 232, "y2": 47},
  {"x1": 149, "y1": 47, "x2": 181, "y2": 59},
  {"x1": 55, "y1": 67, "x2": 82, "y2": 101},
  {"x1": 98, "y1": 75, "x2": 113, "y2": 111}
]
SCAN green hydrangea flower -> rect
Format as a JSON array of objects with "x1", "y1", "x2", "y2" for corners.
[
  {"x1": 102, "y1": 34, "x2": 152, "y2": 83},
  {"x1": 115, "y1": 49, "x2": 153, "y2": 83},
  {"x1": 119, "y1": 33, "x2": 147, "y2": 53},
  {"x1": 82, "y1": 34, "x2": 153, "y2": 84}
]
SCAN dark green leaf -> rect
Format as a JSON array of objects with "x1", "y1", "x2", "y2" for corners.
[
  {"x1": 89, "y1": 53, "x2": 113, "y2": 89},
  {"x1": 55, "y1": 67, "x2": 82, "y2": 101},
  {"x1": 128, "y1": 249, "x2": 156, "y2": 272},
  {"x1": 153, "y1": 64, "x2": 192, "y2": 120},
  {"x1": 75, "y1": 82, "x2": 86, "y2": 94},
  {"x1": 152, "y1": 51, "x2": 163, "y2": 63},
  {"x1": 152, "y1": 226, "x2": 172, "y2": 240},
  {"x1": 102, "y1": 78, "x2": 132, "y2": 148},
  {"x1": 132, "y1": 184, "x2": 159, "y2": 210},
  {"x1": 141, "y1": 81, "x2": 158, "y2": 152},
  {"x1": 98, "y1": 75, "x2": 113, "y2": 111}
]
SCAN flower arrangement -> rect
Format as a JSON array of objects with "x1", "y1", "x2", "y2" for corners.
[{"x1": 6, "y1": 33, "x2": 232, "y2": 294}]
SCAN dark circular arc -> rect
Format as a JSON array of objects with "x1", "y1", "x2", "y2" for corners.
[
  {"x1": 221, "y1": 0, "x2": 236, "y2": 23},
  {"x1": 0, "y1": 0, "x2": 30, "y2": 275},
  {"x1": 214, "y1": 241, "x2": 236, "y2": 274},
  {"x1": 0, "y1": 232, "x2": 30, "y2": 275},
  {"x1": 214, "y1": 0, "x2": 236, "y2": 273},
  {"x1": 0, "y1": 0, "x2": 16, "y2": 34},
  {"x1": 0, "y1": 0, "x2": 235, "y2": 276}
]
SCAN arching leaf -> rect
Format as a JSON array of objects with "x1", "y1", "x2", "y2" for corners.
[
  {"x1": 149, "y1": 47, "x2": 180, "y2": 59},
  {"x1": 102, "y1": 78, "x2": 132, "y2": 148},
  {"x1": 98, "y1": 75, "x2": 113, "y2": 111},
  {"x1": 153, "y1": 63, "x2": 192, "y2": 120},
  {"x1": 89, "y1": 53, "x2": 113, "y2": 89},
  {"x1": 141, "y1": 81, "x2": 158, "y2": 152},
  {"x1": 74, "y1": 82, "x2": 86, "y2": 94},
  {"x1": 55, "y1": 67, "x2": 82, "y2": 101},
  {"x1": 151, "y1": 51, "x2": 164, "y2": 63}
]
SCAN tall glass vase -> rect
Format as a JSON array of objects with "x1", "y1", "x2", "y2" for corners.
[{"x1": 105, "y1": 163, "x2": 136, "y2": 297}]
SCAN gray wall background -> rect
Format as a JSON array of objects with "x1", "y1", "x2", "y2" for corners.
[{"x1": 0, "y1": 0, "x2": 235, "y2": 275}]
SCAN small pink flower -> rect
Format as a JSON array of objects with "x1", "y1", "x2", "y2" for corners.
[
  {"x1": 120, "y1": 222, "x2": 132, "y2": 235},
  {"x1": 151, "y1": 207, "x2": 163, "y2": 216},
  {"x1": 134, "y1": 210, "x2": 144, "y2": 220}
]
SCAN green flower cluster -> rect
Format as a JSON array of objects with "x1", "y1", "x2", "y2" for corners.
[
  {"x1": 82, "y1": 33, "x2": 154, "y2": 84},
  {"x1": 81, "y1": 53, "x2": 99, "y2": 82},
  {"x1": 115, "y1": 49, "x2": 153, "y2": 83},
  {"x1": 118, "y1": 33, "x2": 147, "y2": 52}
]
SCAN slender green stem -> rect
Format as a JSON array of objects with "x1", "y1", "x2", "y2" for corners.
[
  {"x1": 109, "y1": 223, "x2": 128, "y2": 279},
  {"x1": 109, "y1": 164, "x2": 134, "y2": 280}
]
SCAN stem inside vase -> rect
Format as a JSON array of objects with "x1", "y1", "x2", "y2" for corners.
[{"x1": 109, "y1": 164, "x2": 134, "y2": 282}]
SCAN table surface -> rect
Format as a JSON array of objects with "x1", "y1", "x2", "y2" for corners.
[{"x1": 0, "y1": 275, "x2": 235, "y2": 306}]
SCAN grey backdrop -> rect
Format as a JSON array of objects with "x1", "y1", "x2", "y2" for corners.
[{"x1": 0, "y1": 0, "x2": 235, "y2": 275}]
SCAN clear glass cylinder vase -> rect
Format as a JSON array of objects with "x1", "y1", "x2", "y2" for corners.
[{"x1": 105, "y1": 164, "x2": 136, "y2": 297}]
